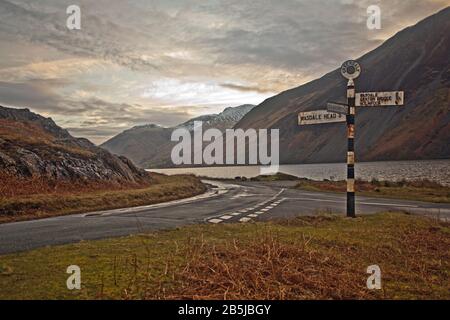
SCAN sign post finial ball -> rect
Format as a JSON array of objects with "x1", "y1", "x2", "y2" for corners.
[{"x1": 341, "y1": 60, "x2": 361, "y2": 80}]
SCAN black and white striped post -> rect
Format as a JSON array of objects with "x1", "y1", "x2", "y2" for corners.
[
  {"x1": 304, "y1": 61, "x2": 403, "y2": 218},
  {"x1": 346, "y1": 79, "x2": 356, "y2": 218},
  {"x1": 340, "y1": 60, "x2": 361, "y2": 218}
]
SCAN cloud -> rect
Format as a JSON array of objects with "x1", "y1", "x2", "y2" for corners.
[
  {"x1": 3, "y1": 0, "x2": 449, "y2": 87},
  {"x1": 0, "y1": 0, "x2": 449, "y2": 143},
  {"x1": 0, "y1": 58, "x2": 112, "y2": 82},
  {"x1": 220, "y1": 83, "x2": 274, "y2": 94},
  {"x1": 0, "y1": 80, "x2": 62, "y2": 110},
  {"x1": 54, "y1": 98, "x2": 194, "y2": 143},
  {"x1": 0, "y1": 80, "x2": 193, "y2": 144},
  {"x1": 139, "y1": 78, "x2": 274, "y2": 107}
]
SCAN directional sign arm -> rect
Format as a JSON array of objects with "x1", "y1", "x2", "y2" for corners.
[
  {"x1": 298, "y1": 110, "x2": 346, "y2": 125},
  {"x1": 355, "y1": 91, "x2": 404, "y2": 107},
  {"x1": 327, "y1": 102, "x2": 348, "y2": 115}
]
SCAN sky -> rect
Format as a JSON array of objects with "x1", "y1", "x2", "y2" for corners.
[{"x1": 0, "y1": 0, "x2": 449, "y2": 144}]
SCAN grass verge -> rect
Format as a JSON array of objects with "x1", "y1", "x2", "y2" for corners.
[
  {"x1": 235, "y1": 173, "x2": 449, "y2": 203},
  {"x1": 294, "y1": 178, "x2": 450, "y2": 203},
  {"x1": 0, "y1": 174, "x2": 206, "y2": 224},
  {"x1": 0, "y1": 212, "x2": 448, "y2": 299}
]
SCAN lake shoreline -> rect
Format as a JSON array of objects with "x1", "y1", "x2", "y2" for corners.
[{"x1": 148, "y1": 159, "x2": 450, "y2": 186}]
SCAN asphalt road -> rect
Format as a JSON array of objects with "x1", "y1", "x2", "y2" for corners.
[{"x1": 1, "y1": 180, "x2": 449, "y2": 255}]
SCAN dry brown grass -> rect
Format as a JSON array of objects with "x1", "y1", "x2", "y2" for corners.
[
  {"x1": 295, "y1": 178, "x2": 450, "y2": 203},
  {"x1": 0, "y1": 172, "x2": 151, "y2": 198},
  {"x1": 140, "y1": 213, "x2": 449, "y2": 300},
  {"x1": 0, "y1": 119, "x2": 94, "y2": 157},
  {"x1": 154, "y1": 233, "x2": 374, "y2": 300},
  {"x1": 0, "y1": 173, "x2": 206, "y2": 223},
  {"x1": 0, "y1": 213, "x2": 448, "y2": 300}
]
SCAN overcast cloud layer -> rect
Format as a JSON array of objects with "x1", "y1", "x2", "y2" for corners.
[{"x1": 0, "y1": 0, "x2": 449, "y2": 143}]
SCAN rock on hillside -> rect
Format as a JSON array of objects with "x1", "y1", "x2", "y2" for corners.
[{"x1": 0, "y1": 106, "x2": 149, "y2": 184}]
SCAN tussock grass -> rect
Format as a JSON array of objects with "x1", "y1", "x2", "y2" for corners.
[
  {"x1": 0, "y1": 212, "x2": 448, "y2": 300},
  {"x1": 295, "y1": 178, "x2": 450, "y2": 203},
  {"x1": 0, "y1": 174, "x2": 206, "y2": 223},
  {"x1": 0, "y1": 172, "x2": 148, "y2": 198}
]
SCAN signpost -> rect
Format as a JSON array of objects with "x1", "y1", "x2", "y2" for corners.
[
  {"x1": 342, "y1": 62, "x2": 358, "y2": 218},
  {"x1": 298, "y1": 60, "x2": 405, "y2": 218},
  {"x1": 327, "y1": 102, "x2": 348, "y2": 115},
  {"x1": 298, "y1": 110, "x2": 346, "y2": 125},
  {"x1": 356, "y1": 91, "x2": 404, "y2": 107}
]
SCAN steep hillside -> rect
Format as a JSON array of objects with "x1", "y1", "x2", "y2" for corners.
[
  {"x1": 100, "y1": 124, "x2": 173, "y2": 169},
  {"x1": 236, "y1": 7, "x2": 450, "y2": 164}
]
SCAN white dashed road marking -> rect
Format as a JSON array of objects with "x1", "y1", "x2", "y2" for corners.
[{"x1": 207, "y1": 188, "x2": 286, "y2": 224}]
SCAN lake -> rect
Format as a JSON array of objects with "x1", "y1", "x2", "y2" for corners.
[{"x1": 148, "y1": 159, "x2": 450, "y2": 186}]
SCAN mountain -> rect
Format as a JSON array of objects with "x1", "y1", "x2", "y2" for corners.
[
  {"x1": 100, "y1": 124, "x2": 173, "y2": 169},
  {"x1": 236, "y1": 7, "x2": 450, "y2": 164},
  {"x1": 102, "y1": 104, "x2": 255, "y2": 168},
  {"x1": 177, "y1": 104, "x2": 255, "y2": 132},
  {"x1": 0, "y1": 106, "x2": 150, "y2": 185}
]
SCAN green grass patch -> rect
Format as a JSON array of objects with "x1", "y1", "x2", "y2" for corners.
[{"x1": 0, "y1": 212, "x2": 448, "y2": 300}]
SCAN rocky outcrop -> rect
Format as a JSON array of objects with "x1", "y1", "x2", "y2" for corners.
[{"x1": 0, "y1": 106, "x2": 149, "y2": 184}]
